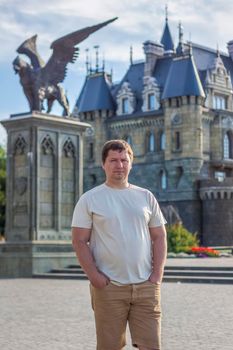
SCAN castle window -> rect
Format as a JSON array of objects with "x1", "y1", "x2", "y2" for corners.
[
  {"x1": 122, "y1": 98, "x2": 129, "y2": 114},
  {"x1": 175, "y1": 131, "x2": 180, "y2": 150},
  {"x1": 223, "y1": 132, "x2": 231, "y2": 159},
  {"x1": 116, "y1": 81, "x2": 135, "y2": 116},
  {"x1": 89, "y1": 142, "x2": 94, "y2": 160},
  {"x1": 160, "y1": 132, "x2": 166, "y2": 150},
  {"x1": 214, "y1": 171, "x2": 225, "y2": 182},
  {"x1": 176, "y1": 166, "x2": 183, "y2": 188},
  {"x1": 125, "y1": 135, "x2": 132, "y2": 146},
  {"x1": 148, "y1": 132, "x2": 155, "y2": 152},
  {"x1": 213, "y1": 95, "x2": 226, "y2": 110},
  {"x1": 148, "y1": 94, "x2": 155, "y2": 110},
  {"x1": 142, "y1": 77, "x2": 160, "y2": 112},
  {"x1": 160, "y1": 170, "x2": 167, "y2": 190},
  {"x1": 90, "y1": 174, "x2": 97, "y2": 185}
]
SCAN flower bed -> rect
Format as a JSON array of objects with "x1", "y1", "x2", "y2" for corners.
[{"x1": 189, "y1": 246, "x2": 220, "y2": 257}]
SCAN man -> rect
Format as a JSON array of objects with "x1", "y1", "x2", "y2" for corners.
[{"x1": 72, "y1": 139, "x2": 167, "y2": 350}]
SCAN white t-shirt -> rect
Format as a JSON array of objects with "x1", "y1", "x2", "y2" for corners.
[{"x1": 71, "y1": 183, "x2": 166, "y2": 284}]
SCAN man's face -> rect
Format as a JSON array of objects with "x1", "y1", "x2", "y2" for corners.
[{"x1": 102, "y1": 149, "x2": 132, "y2": 182}]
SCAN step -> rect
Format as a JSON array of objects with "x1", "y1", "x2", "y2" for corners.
[
  {"x1": 163, "y1": 275, "x2": 233, "y2": 284},
  {"x1": 33, "y1": 263, "x2": 233, "y2": 284},
  {"x1": 165, "y1": 265, "x2": 233, "y2": 271},
  {"x1": 164, "y1": 270, "x2": 233, "y2": 277},
  {"x1": 47, "y1": 268, "x2": 233, "y2": 278},
  {"x1": 33, "y1": 273, "x2": 233, "y2": 284},
  {"x1": 50, "y1": 268, "x2": 86, "y2": 274},
  {"x1": 33, "y1": 273, "x2": 88, "y2": 280}
]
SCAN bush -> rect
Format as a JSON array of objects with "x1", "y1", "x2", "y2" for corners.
[{"x1": 167, "y1": 224, "x2": 199, "y2": 253}]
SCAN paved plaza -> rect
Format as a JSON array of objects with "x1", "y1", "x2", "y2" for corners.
[{"x1": 0, "y1": 259, "x2": 233, "y2": 350}]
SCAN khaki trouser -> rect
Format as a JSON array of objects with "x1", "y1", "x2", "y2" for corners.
[{"x1": 90, "y1": 280, "x2": 161, "y2": 350}]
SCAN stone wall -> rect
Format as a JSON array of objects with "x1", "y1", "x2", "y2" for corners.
[{"x1": 199, "y1": 178, "x2": 233, "y2": 246}]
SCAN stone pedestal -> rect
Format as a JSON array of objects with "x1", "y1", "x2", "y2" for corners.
[{"x1": 0, "y1": 111, "x2": 90, "y2": 277}]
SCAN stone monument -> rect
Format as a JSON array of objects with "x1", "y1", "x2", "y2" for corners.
[{"x1": 0, "y1": 18, "x2": 117, "y2": 277}]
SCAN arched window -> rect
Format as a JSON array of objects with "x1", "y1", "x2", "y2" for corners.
[
  {"x1": 148, "y1": 132, "x2": 155, "y2": 152},
  {"x1": 122, "y1": 98, "x2": 129, "y2": 114},
  {"x1": 160, "y1": 132, "x2": 166, "y2": 150},
  {"x1": 160, "y1": 170, "x2": 167, "y2": 190},
  {"x1": 89, "y1": 142, "x2": 94, "y2": 160},
  {"x1": 175, "y1": 131, "x2": 180, "y2": 150},
  {"x1": 148, "y1": 93, "x2": 156, "y2": 110},
  {"x1": 90, "y1": 174, "x2": 97, "y2": 185},
  {"x1": 125, "y1": 135, "x2": 132, "y2": 146},
  {"x1": 223, "y1": 132, "x2": 231, "y2": 159},
  {"x1": 213, "y1": 95, "x2": 226, "y2": 110}
]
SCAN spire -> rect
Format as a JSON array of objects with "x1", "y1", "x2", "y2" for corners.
[
  {"x1": 94, "y1": 45, "x2": 100, "y2": 73},
  {"x1": 216, "y1": 43, "x2": 220, "y2": 57},
  {"x1": 85, "y1": 48, "x2": 90, "y2": 74},
  {"x1": 130, "y1": 45, "x2": 133, "y2": 65},
  {"x1": 176, "y1": 21, "x2": 184, "y2": 55},
  {"x1": 209, "y1": 47, "x2": 226, "y2": 72},
  {"x1": 102, "y1": 56, "x2": 105, "y2": 71},
  {"x1": 160, "y1": 5, "x2": 174, "y2": 53},
  {"x1": 188, "y1": 41, "x2": 192, "y2": 56}
]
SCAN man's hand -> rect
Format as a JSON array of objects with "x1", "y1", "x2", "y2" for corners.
[
  {"x1": 149, "y1": 271, "x2": 162, "y2": 285},
  {"x1": 90, "y1": 271, "x2": 110, "y2": 289}
]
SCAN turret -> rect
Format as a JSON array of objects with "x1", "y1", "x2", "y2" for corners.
[{"x1": 160, "y1": 6, "x2": 174, "y2": 55}]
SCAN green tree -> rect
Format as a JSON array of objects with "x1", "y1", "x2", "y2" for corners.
[{"x1": 0, "y1": 145, "x2": 6, "y2": 237}]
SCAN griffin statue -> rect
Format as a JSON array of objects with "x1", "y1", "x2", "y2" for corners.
[{"x1": 13, "y1": 18, "x2": 117, "y2": 116}]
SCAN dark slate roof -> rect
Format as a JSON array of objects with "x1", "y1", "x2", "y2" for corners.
[
  {"x1": 191, "y1": 43, "x2": 233, "y2": 83},
  {"x1": 162, "y1": 54, "x2": 205, "y2": 99},
  {"x1": 74, "y1": 36, "x2": 233, "y2": 116},
  {"x1": 75, "y1": 73, "x2": 116, "y2": 113},
  {"x1": 160, "y1": 20, "x2": 174, "y2": 52},
  {"x1": 153, "y1": 56, "x2": 173, "y2": 88},
  {"x1": 112, "y1": 61, "x2": 144, "y2": 111}
]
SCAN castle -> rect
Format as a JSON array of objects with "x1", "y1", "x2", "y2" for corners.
[{"x1": 73, "y1": 14, "x2": 233, "y2": 246}]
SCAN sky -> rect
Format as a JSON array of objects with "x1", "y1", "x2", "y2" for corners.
[{"x1": 1, "y1": 0, "x2": 233, "y2": 146}]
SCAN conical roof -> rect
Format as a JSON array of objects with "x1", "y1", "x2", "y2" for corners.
[
  {"x1": 162, "y1": 54, "x2": 205, "y2": 99},
  {"x1": 75, "y1": 73, "x2": 116, "y2": 113},
  {"x1": 161, "y1": 19, "x2": 174, "y2": 52}
]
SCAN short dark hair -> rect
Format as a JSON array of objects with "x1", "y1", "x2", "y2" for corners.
[{"x1": 102, "y1": 139, "x2": 134, "y2": 164}]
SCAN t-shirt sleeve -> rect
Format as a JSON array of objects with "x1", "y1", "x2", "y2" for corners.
[
  {"x1": 71, "y1": 194, "x2": 92, "y2": 229},
  {"x1": 148, "y1": 191, "x2": 167, "y2": 227}
]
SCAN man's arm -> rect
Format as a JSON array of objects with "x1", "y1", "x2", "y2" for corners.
[
  {"x1": 149, "y1": 225, "x2": 167, "y2": 284},
  {"x1": 72, "y1": 227, "x2": 110, "y2": 288}
]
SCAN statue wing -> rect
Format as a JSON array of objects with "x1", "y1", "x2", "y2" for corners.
[
  {"x1": 17, "y1": 35, "x2": 45, "y2": 69},
  {"x1": 41, "y1": 17, "x2": 118, "y2": 86}
]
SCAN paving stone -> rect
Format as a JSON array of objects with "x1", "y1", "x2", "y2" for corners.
[{"x1": 0, "y1": 275, "x2": 232, "y2": 349}]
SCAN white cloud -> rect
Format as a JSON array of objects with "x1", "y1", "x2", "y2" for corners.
[{"x1": 1, "y1": 0, "x2": 233, "y2": 134}]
